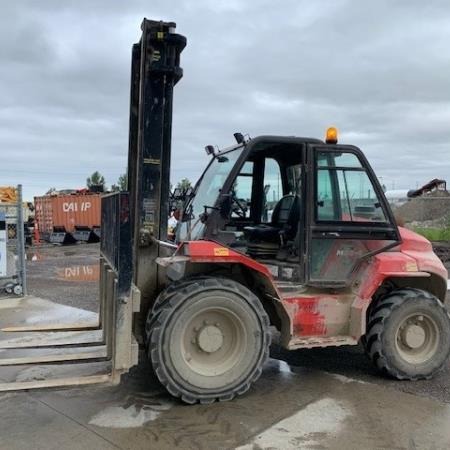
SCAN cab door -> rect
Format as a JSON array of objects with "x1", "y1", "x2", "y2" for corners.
[{"x1": 306, "y1": 145, "x2": 400, "y2": 287}]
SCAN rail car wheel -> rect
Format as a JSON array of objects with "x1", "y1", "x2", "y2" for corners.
[
  {"x1": 365, "y1": 288, "x2": 450, "y2": 380},
  {"x1": 13, "y1": 284, "x2": 23, "y2": 296},
  {"x1": 146, "y1": 277, "x2": 270, "y2": 404},
  {"x1": 4, "y1": 283, "x2": 14, "y2": 294}
]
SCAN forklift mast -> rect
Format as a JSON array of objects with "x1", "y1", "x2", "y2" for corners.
[{"x1": 127, "y1": 19, "x2": 186, "y2": 310}]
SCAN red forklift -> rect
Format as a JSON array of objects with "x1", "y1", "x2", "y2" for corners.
[{"x1": 1, "y1": 19, "x2": 449, "y2": 405}]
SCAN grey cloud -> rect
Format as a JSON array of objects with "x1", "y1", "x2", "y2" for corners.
[{"x1": 0, "y1": 0, "x2": 450, "y2": 199}]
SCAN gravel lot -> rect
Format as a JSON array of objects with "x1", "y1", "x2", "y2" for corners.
[{"x1": 26, "y1": 243, "x2": 99, "y2": 312}]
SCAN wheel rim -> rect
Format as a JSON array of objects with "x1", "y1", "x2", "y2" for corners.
[
  {"x1": 180, "y1": 306, "x2": 247, "y2": 377},
  {"x1": 395, "y1": 313, "x2": 440, "y2": 364}
]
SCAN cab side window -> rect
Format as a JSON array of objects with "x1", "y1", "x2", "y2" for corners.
[{"x1": 316, "y1": 151, "x2": 387, "y2": 223}]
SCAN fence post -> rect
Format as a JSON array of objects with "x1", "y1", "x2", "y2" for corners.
[{"x1": 16, "y1": 185, "x2": 27, "y2": 296}]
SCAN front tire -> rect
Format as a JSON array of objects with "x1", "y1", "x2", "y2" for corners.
[
  {"x1": 146, "y1": 277, "x2": 270, "y2": 404},
  {"x1": 365, "y1": 288, "x2": 450, "y2": 380}
]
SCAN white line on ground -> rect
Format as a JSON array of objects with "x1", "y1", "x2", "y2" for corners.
[{"x1": 236, "y1": 397, "x2": 351, "y2": 450}]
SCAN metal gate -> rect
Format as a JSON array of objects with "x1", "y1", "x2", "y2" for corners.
[{"x1": 0, "y1": 184, "x2": 27, "y2": 296}]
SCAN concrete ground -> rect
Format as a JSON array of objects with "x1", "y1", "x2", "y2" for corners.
[
  {"x1": 0, "y1": 243, "x2": 449, "y2": 449},
  {"x1": 1, "y1": 356, "x2": 450, "y2": 450}
]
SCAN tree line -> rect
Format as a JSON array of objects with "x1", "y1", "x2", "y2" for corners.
[{"x1": 85, "y1": 171, "x2": 191, "y2": 193}]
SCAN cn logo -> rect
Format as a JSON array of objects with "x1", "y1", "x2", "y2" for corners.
[{"x1": 62, "y1": 202, "x2": 92, "y2": 213}]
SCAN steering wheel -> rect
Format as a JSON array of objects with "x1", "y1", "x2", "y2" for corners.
[{"x1": 231, "y1": 192, "x2": 248, "y2": 218}]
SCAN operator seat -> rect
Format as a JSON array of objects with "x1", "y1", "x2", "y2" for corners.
[{"x1": 244, "y1": 194, "x2": 300, "y2": 244}]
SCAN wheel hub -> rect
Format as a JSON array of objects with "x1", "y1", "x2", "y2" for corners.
[
  {"x1": 196, "y1": 325, "x2": 224, "y2": 353},
  {"x1": 395, "y1": 313, "x2": 440, "y2": 364},
  {"x1": 402, "y1": 324, "x2": 426, "y2": 349}
]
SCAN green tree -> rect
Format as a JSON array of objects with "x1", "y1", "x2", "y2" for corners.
[
  {"x1": 176, "y1": 178, "x2": 192, "y2": 192},
  {"x1": 86, "y1": 171, "x2": 105, "y2": 190},
  {"x1": 117, "y1": 173, "x2": 127, "y2": 191},
  {"x1": 111, "y1": 173, "x2": 128, "y2": 192}
]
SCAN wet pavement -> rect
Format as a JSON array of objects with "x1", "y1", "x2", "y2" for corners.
[
  {"x1": 273, "y1": 339, "x2": 450, "y2": 406},
  {"x1": 1, "y1": 243, "x2": 449, "y2": 448},
  {"x1": 1, "y1": 357, "x2": 450, "y2": 449}
]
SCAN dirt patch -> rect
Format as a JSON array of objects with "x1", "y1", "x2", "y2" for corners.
[{"x1": 394, "y1": 195, "x2": 450, "y2": 224}]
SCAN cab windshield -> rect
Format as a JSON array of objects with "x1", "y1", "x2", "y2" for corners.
[{"x1": 178, "y1": 146, "x2": 244, "y2": 241}]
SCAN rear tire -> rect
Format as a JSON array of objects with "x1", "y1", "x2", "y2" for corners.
[
  {"x1": 146, "y1": 277, "x2": 270, "y2": 404},
  {"x1": 365, "y1": 288, "x2": 450, "y2": 380}
]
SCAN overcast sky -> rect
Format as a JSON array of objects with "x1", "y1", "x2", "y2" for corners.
[{"x1": 1, "y1": 0, "x2": 450, "y2": 200}]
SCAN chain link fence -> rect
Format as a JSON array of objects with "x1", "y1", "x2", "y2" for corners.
[{"x1": 0, "y1": 185, "x2": 27, "y2": 296}]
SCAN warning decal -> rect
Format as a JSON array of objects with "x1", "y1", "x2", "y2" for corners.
[{"x1": 213, "y1": 247, "x2": 229, "y2": 257}]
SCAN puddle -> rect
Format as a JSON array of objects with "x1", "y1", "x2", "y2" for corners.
[
  {"x1": 89, "y1": 405, "x2": 160, "y2": 428},
  {"x1": 264, "y1": 358, "x2": 309, "y2": 377},
  {"x1": 89, "y1": 397, "x2": 174, "y2": 429},
  {"x1": 266, "y1": 358, "x2": 370, "y2": 386},
  {"x1": 277, "y1": 360, "x2": 292, "y2": 375},
  {"x1": 328, "y1": 372, "x2": 368, "y2": 385}
]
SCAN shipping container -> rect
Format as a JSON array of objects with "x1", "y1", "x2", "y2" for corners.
[{"x1": 34, "y1": 194, "x2": 101, "y2": 234}]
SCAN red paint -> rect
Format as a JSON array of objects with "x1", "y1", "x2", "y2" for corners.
[
  {"x1": 356, "y1": 227, "x2": 447, "y2": 302},
  {"x1": 285, "y1": 296, "x2": 326, "y2": 336},
  {"x1": 398, "y1": 227, "x2": 448, "y2": 282},
  {"x1": 186, "y1": 240, "x2": 275, "y2": 281}
]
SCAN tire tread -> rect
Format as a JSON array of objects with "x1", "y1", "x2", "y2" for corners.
[
  {"x1": 145, "y1": 276, "x2": 271, "y2": 404},
  {"x1": 365, "y1": 288, "x2": 450, "y2": 380}
]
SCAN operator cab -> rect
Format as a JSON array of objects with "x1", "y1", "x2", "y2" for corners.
[
  {"x1": 216, "y1": 139, "x2": 305, "y2": 263},
  {"x1": 178, "y1": 129, "x2": 400, "y2": 287}
]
